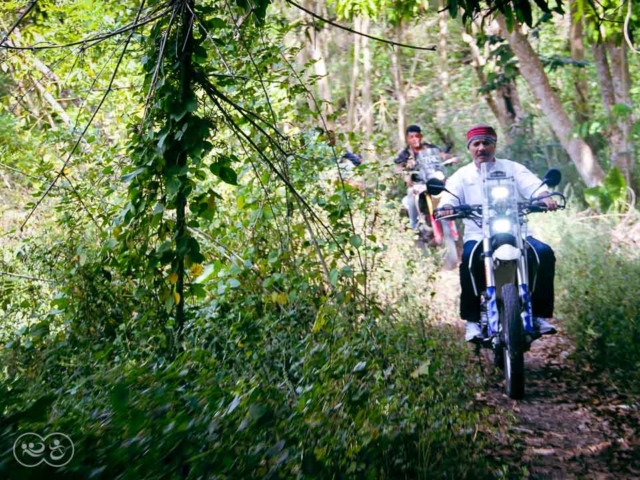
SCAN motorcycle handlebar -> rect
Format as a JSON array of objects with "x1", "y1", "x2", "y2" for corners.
[
  {"x1": 434, "y1": 204, "x2": 481, "y2": 220},
  {"x1": 434, "y1": 193, "x2": 567, "y2": 220}
]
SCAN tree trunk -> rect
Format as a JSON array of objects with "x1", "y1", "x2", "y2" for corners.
[
  {"x1": 31, "y1": 75, "x2": 72, "y2": 127},
  {"x1": 497, "y1": 81, "x2": 523, "y2": 127},
  {"x1": 305, "y1": 0, "x2": 333, "y2": 127},
  {"x1": 175, "y1": 0, "x2": 196, "y2": 333},
  {"x1": 593, "y1": 42, "x2": 615, "y2": 114},
  {"x1": 347, "y1": 15, "x2": 361, "y2": 133},
  {"x1": 498, "y1": 15, "x2": 604, "y2": 187},
  {"x1": 361, "y1": 14, "x2": 374, "y2": 157},
  {"x1": 462, "y1": 30, "x2": 516, "y2": 141},
  {"x1": 390, "y1": 22, "x2": 406, "y2": 150},
  {"x1": 593, "y1": 41, "x2": 633, "y2": 183},
  {"x1": 569, "y1": 0, "x2": 589, "y2": 125},
  {"x1": 607, "y1": 42, "x2": 633, "y2": 183},
  {"x1": 437, "y1": 0, "x2": 448, "y2": 125}
]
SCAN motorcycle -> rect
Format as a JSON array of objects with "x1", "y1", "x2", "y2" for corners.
[
  {"x1": 427, "y1": 166, "x2": 566, "y2": 399},
  {"x1": 407, "y1": 148, "x2": 460, "y2": 269}
]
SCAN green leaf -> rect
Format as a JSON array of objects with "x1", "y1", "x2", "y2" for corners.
[
  {"x1": 349, "y1": 235, "x2": 362, "y2": 248},
  {"x1": 312, "y1": 303, "x2": 326, "y2": 333},
  {"x1": 195, "y1": 264, "x2": 215, "y2": 283},
  {"x1": 352, "y1": 361, "x2": 367, "y2": 373},
  {"x1": 329, "y1": 268, "x2": 339, "y2": 286},
  {"x1": 584, "y1": 186, "x2": 611, "y2": 212},
  {"x1": 410, "y1": 360, "x2": 431, "y2": 378},
  {"x1": 152, "y1": 202, "x2": 164, "y2": 216},
  {"x1": 121, "y1": 168, "x2": 146, "y2": 183},
  {"x1": 208, "y1": 17, "x2": 227, "y2": 28},
  {"x1": 219, "y1": 166, "x2": 238, "y2": 185},
  {"x1": 166, "y1": 177, "x2": 181, "y2": 196},
  {"x1": 248, "y1": 403, "x2": 267, "y2": 420},
  {"x1": 189, "y1": 283, "x2": 207, "y2": 299},
  {"x1": 603, "y1": 167, "x2": 626, "y2": 200}
]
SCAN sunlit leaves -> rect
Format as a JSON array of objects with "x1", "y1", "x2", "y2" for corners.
[
  {"x1": 584, "y1": 167, "x2": 628, "y2": 212},
  {"x1": 210, "y1": 156, "x2": 238, "y2": 185},
  {"x1": 449, "y1": 0, "x2": 564, "y2": 29}
]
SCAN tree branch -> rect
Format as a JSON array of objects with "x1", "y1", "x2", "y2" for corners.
[
  {"x1": 0, "y1": 8, "x2": 168, "y2": 52},
  {"x1": 0, "y1": 271, "x2": 54, "y2": 283},
  {"x1": 286, "y1": 0, "x2": 436, "y2": 51},
  {"x1": 20, "y1": 0, "x2": 149, "y2": 230},
  {"x1": 0, "y1": 0, "x2": 37, "y2": 47}
]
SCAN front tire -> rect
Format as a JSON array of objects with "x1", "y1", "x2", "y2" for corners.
[{"x1": 501, "y1": 284, "x2": 525, "y2": 399}]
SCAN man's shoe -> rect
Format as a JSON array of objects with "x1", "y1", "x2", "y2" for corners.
[
  {"x1": 533, "y1": 317, "x2": 557, "y2": 335},
  {"x1": 465, "y1": 321, "x2": 483, "y2": 343}
]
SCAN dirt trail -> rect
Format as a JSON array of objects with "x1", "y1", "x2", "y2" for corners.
[{"x1": 433, "y1": 270, "x2": 640, "y2": 479}]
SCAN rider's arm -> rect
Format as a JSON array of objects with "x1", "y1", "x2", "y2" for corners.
[
  {"x1": 514, "y1": 162, "x2": 549, "y2": 199},
  {"x1": 393, "y1": 148, "x2": 410, "y2": 165},
  {"x1": 513, "y1": 162, "x2": 559, "y2": 211}
]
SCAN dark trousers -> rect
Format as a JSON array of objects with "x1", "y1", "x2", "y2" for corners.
[{"x1": 459, "y1": 236, "x2": 556, "y2": 322}]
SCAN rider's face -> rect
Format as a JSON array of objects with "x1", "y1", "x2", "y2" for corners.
[
  {"x1": 406, "y1": 132, "x2": 422, "y2": 150},
  {"x1": 469, "y1": 139, "x2": 496, "y2": 165}
]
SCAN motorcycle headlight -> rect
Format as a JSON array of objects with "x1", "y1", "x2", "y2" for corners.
[
  {"x1": 492, "y1": 218, "x2": 512, "y2": 233},
  {"x1": 490, "y1": 186, "x2": 510, "y2": 200}
]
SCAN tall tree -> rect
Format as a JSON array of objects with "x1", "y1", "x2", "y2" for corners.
[
  {"x1": 569, "y1": 0, "x2": 589, "y2": 125},
  {"x1": 437, "y1": 0, "x2": 449, "y2": 126},
  {"x1": 304, "y1": 0, "x2": 334, "y2": 127},
  {"x1": 390, "y1": 22, "x2": 406, "y2": 149},
  {"x1": 462, "y1": 20, "x2": 523, "y2": 140},
  {"x1": 497, "y1": 15, "x2": 605, "y2": 186},
  {"x1": 580, "y1": 0, "x2": 636, "y2": 184},
  {"x1": 361, "y1": 14, "x2": 374, "y2": 155},
  {"x1": 347, "y1": 15, "x2": 362, "y2": 132}
]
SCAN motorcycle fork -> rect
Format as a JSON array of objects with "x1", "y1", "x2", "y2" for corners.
[
  {"x1": 483, "y1": 239, "x2": 519, "y2": 338},
  {"x1": 517, "y1": 253, "x2": 534, "y2": 334},
  {"x1": 425, "y1": 194, "x2": 443, "y2": 244},
  {"x1": 449, "y1": 220, "x2": 459, "y2": 241}
]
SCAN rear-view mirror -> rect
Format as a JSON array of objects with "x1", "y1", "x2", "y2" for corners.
[{"x1": 542, "y1": 168, "x2": 562, "y2": 188}]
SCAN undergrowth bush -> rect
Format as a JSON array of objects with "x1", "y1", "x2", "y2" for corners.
[
  {"x1": 0, "y1": 192, "x2": 499, "y2": 479},
  {"x1": 0, "y1": 259, "x2": 491, "y2": 479},
  {"x1": 546, "y1": 210, "x2": 640, "y2": 388}
]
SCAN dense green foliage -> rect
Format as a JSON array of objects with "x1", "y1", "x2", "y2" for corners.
[
  {"x1": 552, "y1": 211, "x2": 640, "y2": 389},
  {"x1": 1, "y1": 178, "x2": 496, "y2": 478},
  {"x1": 0, "y1": 2, "x2": 502, "y2": 478}
]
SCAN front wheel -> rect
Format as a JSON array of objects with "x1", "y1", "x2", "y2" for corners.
[{"x1": 501, "y1": 284, "x2": 525, "y2": 399}]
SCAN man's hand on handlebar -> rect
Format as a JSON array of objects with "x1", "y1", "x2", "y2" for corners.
[
  {"x1": 436, "y1": 204, "x2": 455, "y2": 219},
  {"x1": 535, "y1": 195, "x2": 558, "y2": 211}
]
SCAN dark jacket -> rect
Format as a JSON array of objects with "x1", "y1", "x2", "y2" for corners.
[
  {"x1": 341, "y1": 151, "x2": 362, "y2": 166},
  {"x1": 393, "y1": 142, "x2": 440, "y2": 165}
]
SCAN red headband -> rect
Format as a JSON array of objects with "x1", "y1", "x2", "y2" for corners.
[{"x1": 466, "y1": 125, "x2": 497, "y2": 148}]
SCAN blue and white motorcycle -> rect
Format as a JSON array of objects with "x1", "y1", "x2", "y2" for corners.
[{"x1": 427, "y1": 166, "x2": 565, "y2": 399}]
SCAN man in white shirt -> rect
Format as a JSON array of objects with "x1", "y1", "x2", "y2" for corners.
[{"x1": 438, "y1": 125, "x2": 558, "y2": 342}]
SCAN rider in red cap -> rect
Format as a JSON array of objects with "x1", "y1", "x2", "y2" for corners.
[{"x1": 466, "y1": 125, "x2": 497, "y2": 147}]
